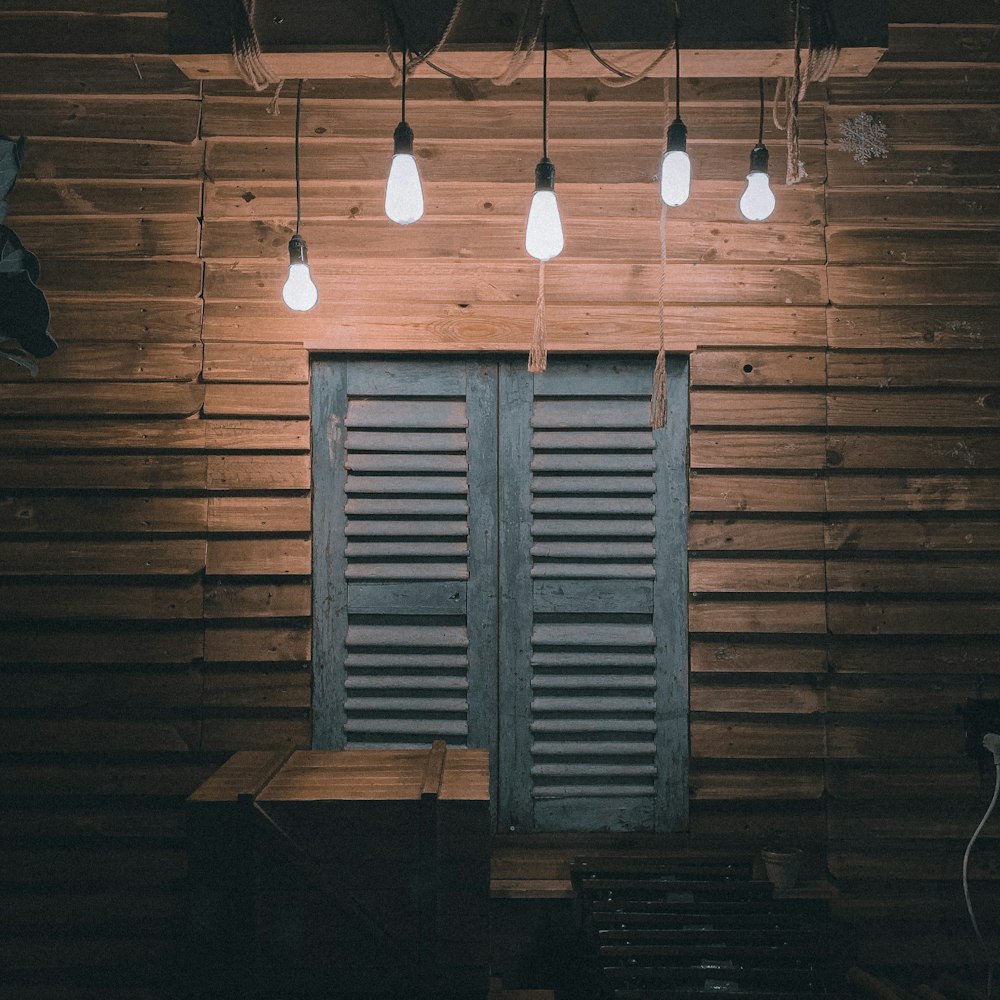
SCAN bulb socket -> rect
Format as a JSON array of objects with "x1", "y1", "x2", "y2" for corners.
[
  {"x1": 748, "y1": 142, "x2": 769, "y2": 175},
  {"x1": 288, "y1": 234, "x2": 309, "y2": 266},
  {"x1": 666, "y1": 117, "x2": 688, "y2": 153},
  {"x1": 534, "y1": 156, "x2": 556, "y2": 192},
  {"x1": 393, "y1": 120, "x2": 415, "y2": 156}
]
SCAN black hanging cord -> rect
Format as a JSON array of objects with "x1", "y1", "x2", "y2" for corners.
[
  {"x1": 541, "y1": 15, "x2": 549, "y2": 159},
  {"x1": 757, "y1": 76, "x2": 765, "y2": 146},
  {"x1": 401, "y1": 41, "x2": 407, "y2": 121},
  {"x1": 293, "y1": 77, "x2": 303, "y2": 235},
  {"x1": 674, "y1": 12, "x2": 681, "y2": 118}
]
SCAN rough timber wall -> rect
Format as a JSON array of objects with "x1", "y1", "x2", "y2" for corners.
[{"x1": 0, "y1": 0, "x2": 997, "y2": 993}]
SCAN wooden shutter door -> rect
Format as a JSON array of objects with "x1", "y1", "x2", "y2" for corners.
[
  {"x1": 498, "y1": 357, "x2": 689, "y2": 833},
  {"x1": 311, "y1": 359, "x2": 498, "y2": 800}
]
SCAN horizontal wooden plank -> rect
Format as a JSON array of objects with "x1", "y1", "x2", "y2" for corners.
[
  {"x1": 828, "y1": 639, "x2": 999, "y2": 675},
  {"x1": 8, "y1": 217, "x2": 199, "y2": 259},
  {"x1": 829, "y1": 598, "x2": 1000, "y2": 635},
  {"x1": 828, "y1": 391, "x2": 1000, "y2": 428},
  {"x1": 0, "y1": 760, "x2": 213, "y2": 798},
  {"x1": 826, "y1": 66, "x2": 1000, "y2": 104},
  {"x1": 204, "y1": 419, "x2": 308, "y2": 450},
  {"x1": 881, "y1": 24, "x2": 1000, "y2": 64},
  {"x1": 206, "y1": 454, "x2": 310, "y2": 490},
  {"x1": 827, "y1": 107, "x2": 1000, "y2": 150},
  {"x1": 202, "y1": 344, "x2": 308, "y2": 383},
  {"x1": 826, "y1": 677, "x2": 992, "y2": 714},
  {"x1": 827, "y1": 228, "x2": 1000, "y2": 266},
  {"x1": 828, "y1": 557, "x2": 1000, "y2": 592},
  {"x1": 0, "y1": 342, "x2": 200, "y2": 382},
  {"x1": 0, "y1": 455, "x2": 206, "y2": 490},
  {"x1": 826, "y1": 517, "x2": 1000, "y2": 550},
  {"x1": 827, "y1": 307, "x2": 1000, "y2": 350},
  {"x1": 206, "y1": 537, "x2": 310, "y2": 575},
  {"x1": 204, "y1": 579, "x2": 311, "y2": 618},
  {"x1": 207, "y1": 496, "x2": 311, "y2": 532},
  {"x1": 205, "y1": 138, "x2": 828, "y2": 186},
  {"x1": 47, "y1": 300, "x2": 201, "y2": 342},
  {"x1": 0, "y1": 12, "x2": 168, "y2": 54},
  {"x1": 827, "y1": 149, "x2": 1000, "y2": 188},
  {"x1": 204, "y1": 300, "x2": 827, "y2": 350},
  {"x1": 689, "y1": 762, "x2": 824, "y2": 800},
  {"x1": 0, "y1": 496, "x2": 207, "y2": 534},
  {"x1": 201, "y1": 98, "x2": 829, "y2": 142},
  {"x1": 21, "y1": 138, "x2": 204, "y2": 180},
  {"x1": 1, "y1": 98, "x2": 200, "y2": 142},
  {"x1": 691, "y1": 717, "x2": 826, "y2": 758},
  {"x1": 203, "y1": 179, "x2": 826, "y2": 226},
  {"x1": 690, "y1": 679, "x2": 825, "y2": 713},
  {"x1": 0, "y1": 668, "x2": 202, "y2": 710},
  {"x1": 0, "y1": 581, "x2": 202, "y2": 620},
  {"x1": 828, "y1": 432, "x2": 1000, "y2": 469},
  {"x1": 0, "y1": 540, "x2": 205, "y2": 576},
  {"x1": 688, "y1": 598, "x2": 827, "y2": 634},
  {"x1": 690, "y1": 349, "x2": 824, "y2": 387},
  {"x1": 827, "y1": 351, "x2": 1000, "y2": 388},
  {"x1": 689, "y1": 558, "x2": 825, "y2": 593},
  {"x1": 690, "y1": 640, "x2": 827, "y2": 674},
  {"x1": 203, "y1": 625, "x2": 310, "y2": 662},
  {"x1": 691, "y1": 391, "x2": 826, "y2": 426},
  {"x1": 0, "y1": 720, "x2": 199, "y2": 753},
  {"x1": 38, "y1": 258, "x2": 202, "y2": 297},
  {"x1": 202, "y1": 217, "x2": 826, "y2": 264},
  {"x1": 828, "y1": 266, "x2": 1000, "y2": 307},
  {"x1": 0, "y1": 383, "x2": 205, "y2": 418},
  {"x1": 826, "y1": 189, "x2": 1000, "y2": 227},
  {"x1": 0, "y1": 418, "x2": 206, "y2": 452},
  {"x1": 201, "y1": 717, "x2": 311, "y2": 752},
  {"x1": 0, "y1": 623, "x2": 201, "y2": 665},
  {"x1": 201, "y1": 384, "x2": 310, "y2": 418},
  {"x1": 203, "y1": 668, "x2": 310, "y2": 708},
  {"x1": 690, "y1": 474, "x2": 825, "y2": 513},
  {"x1": 828, "y1": 474, "x2": 1000, "y2": 511},
  {"x1": 690, "y1": 431, "x2": 826, "y2": 469},
  {"x1": 10, "y1": 179, "x2": 201, "y2": 217},
  {"x1": 688, "y1": 517, "x2": 825, "y2": 551},
  {"x1": 827, "y1": 719, "x2": 965, "y2": 759}
]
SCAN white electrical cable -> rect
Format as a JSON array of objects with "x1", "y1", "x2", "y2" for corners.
[{"x1": 964, "y1": 734, "x2": 1000, "y2": 1000}]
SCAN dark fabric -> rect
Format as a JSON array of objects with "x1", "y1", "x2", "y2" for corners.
[{"x1": 0, "y1": 136, "x2": 57, "y2": 359}]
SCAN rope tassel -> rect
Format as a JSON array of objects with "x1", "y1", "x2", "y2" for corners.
[{"x1": 528, "y1": 259, "x2": 547, "y2": 373}]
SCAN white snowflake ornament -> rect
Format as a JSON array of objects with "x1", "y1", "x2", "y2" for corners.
[{"x1": 838, "y1": 112, "x2": 889, "y2": 166}]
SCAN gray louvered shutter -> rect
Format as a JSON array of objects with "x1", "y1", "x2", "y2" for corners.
[
  {"x1": 498, "y1": 358, "x2": 689, "y2": 832},
  {"x1": 311, "y1": 360, "x2": 498, "y2": 797}
]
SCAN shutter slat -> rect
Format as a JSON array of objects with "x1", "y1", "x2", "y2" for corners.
[
  {"x1": 532, "y1": 676, "x2": 656, "y2": 689},
  {"x1": 531, "y1": 497, "x2": 655, "y2": 515},
  {"x1": 531, "y1": 720, "x2": 658, "y2": 733},
  {"x1": 532, "y1": 453, "x2": 656, "y2": 473},
  {"x1": 346, "y1": 498, "x2": 469, "y2": 515},
  {"x1": 531, "y1": 652, "x2": 656, "y2": 668},
  {"x1": 346, "y1": 564, "x2": 469, "y2": 580},
  {"x1": 346, "y1": 520, "x2": 468, "y2": 537},
  {"x1": 531, "y1": 696, "x2": 657, "y2": 712},
  {"x1": 347, "y1": 542, "x2": 470, "y2": 557},
  {"x1": 531, "y1": 476, "x2": 655, "y2": 495},
  {"x1": 345, "y1": 698, "x2": 468, "y2": 712},
  {"x1": 532, "y1": 785, "x2": 655, "y2": 798},
  {"x1": 532, "y1": 519, "x2": 655, "y2": 537},
  {"x1": 346, "y1": 653, "x2": 468, "y2": 668},
  {"x1": 532, "y1": 431, "x2": 654, "y2": 450},
  {"x1": 346, "y1": 431, "x2": 468, "y2": 452},
  {"x1": 346, "y1": 453, "x2": 468, "y2": 473},
  {"x1": 346, "y1": 720, "x2": 468, "y2": 735},
  {"x1": 531, "y1": 542, "x2": 655, "y2": 558},
  {"x1": 346, "y1": 399, "x2": 468, "y2": 428},
  {"x1": 347, "y1": 625, "x2": 468, "y2": 647},
  {"x1": 532, "y1": 624, "x2": 657, "y2": 646},
  {"x1": 530, "y1": 741, "x2": 657, "y2": 755},
  {"x1": 531, "y1": 764, "x2": 657, "y2": 776},
  {"x1": 532, "y1": 399, "x2": 650, "y2": 428},
  {"x1": 531, "y1": 564, "x2": 656, "y2": 579},
  {"x1": 346, "y1": 475, "x2": 469, "y2": 495},
  {"x1": 346, "y1": 676, "x2": 468, "y2": 689}
]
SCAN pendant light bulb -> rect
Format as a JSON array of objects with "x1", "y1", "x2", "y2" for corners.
[
  {"x1": 282, "y1": 235, "x2": 318, "y2": 311},
  {"x1": 660, "y1": 118, "x2": 691, "y2": 207},
  {"x1": 525, "y1": 158, "x2": 563, "y2": 261},
  {"x1": 739, "y1": 143, "x2": 775, "y2": 222},
  {"x1": 385, "y1": 121, "x2": 424, "y2": 226}
]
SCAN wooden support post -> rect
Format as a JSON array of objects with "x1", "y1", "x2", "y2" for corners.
[{"x1": 417, "y1": 740, "x2": 447, "y2": 999}]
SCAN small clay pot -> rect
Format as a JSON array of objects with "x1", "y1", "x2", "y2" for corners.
[{"x1": 761, "y1": 847, "x2": 803, "y2": 889}]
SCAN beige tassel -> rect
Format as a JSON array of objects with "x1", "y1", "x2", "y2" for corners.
[
  {"x1": 528, "y1": 258, "x2": 547, "y2": 373},
  {"x1": 650, "y1": 349, "x2": 667, "y2": 429}
]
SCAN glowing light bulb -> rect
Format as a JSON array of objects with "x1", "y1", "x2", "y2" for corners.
[
  {"x1": 525, "y1": 158, "x2": 564, "y2": 261},
  {"x1": 660, "y1": 118, "x2": 691, "y2": 207},
  {"x1": 282, "y1": 236, "x2": 318, "y2": 312},
  {"x1": 739, "y1": 144, "x2": 775, "y2": 222},
  {"x1": 385, "y1": 122, "x2": 424, "y2": 225}
]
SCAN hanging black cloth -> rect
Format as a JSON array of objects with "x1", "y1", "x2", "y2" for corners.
[{"x1": 1, "y1": 136, "x2": 58, "y2": 360}]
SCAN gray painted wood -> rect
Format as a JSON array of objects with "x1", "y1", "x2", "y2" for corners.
[
  {"x1": 311, "y1": 360, "x2": 349, "y2": 749},
  {"x1": 654, "y1": 354, "x2": 690, "y2": 832}
]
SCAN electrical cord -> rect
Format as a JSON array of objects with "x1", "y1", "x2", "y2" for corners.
[{"x1": 964, "y1": 734, "x2": 1000, "y2": 1000}]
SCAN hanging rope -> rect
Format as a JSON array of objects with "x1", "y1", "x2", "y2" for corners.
[
  {"x1": 528, "y1": 259, "x2": 547, "y2": 372},
  {"x1": 229, "y1": 0, "x2": 285, "y2": 111},
  {"x1": 773, "y1": 0, "x2": 840, "y2": 184},
  {"x1": 491, "y1": 0, "x2": 547, "y2": 87},
  {"x1": 650, "y1": 76, "x2": 670, "y2": 429},
  {"x1": 565, "y1": 0, "x2": 677, "y2": 88},
  {"x1": 380, "y1": 0, "x2": 468, "y2": 85}
]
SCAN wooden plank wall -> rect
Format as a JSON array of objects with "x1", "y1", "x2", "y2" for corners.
[{"x1": 0, "y1": 0, "x2": 997, "y2": 992}]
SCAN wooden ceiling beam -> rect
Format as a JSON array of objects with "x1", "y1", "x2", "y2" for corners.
[{"x1": 167, "y1": 0, "x2": 887, "y2": 80}]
